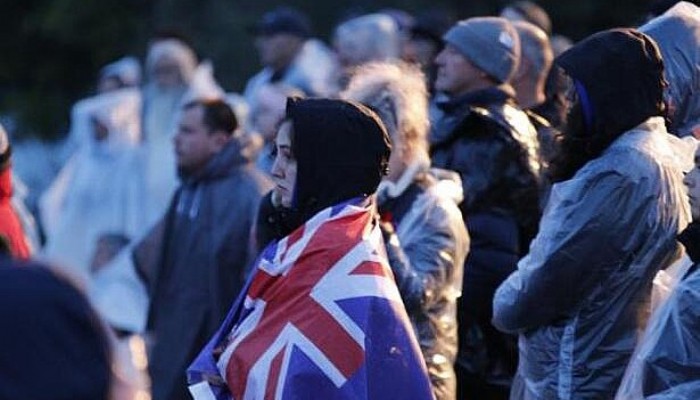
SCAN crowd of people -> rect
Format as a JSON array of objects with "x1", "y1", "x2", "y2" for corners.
[{"x1": 1, "y1": 0, "x2": 700, "y2": 399}]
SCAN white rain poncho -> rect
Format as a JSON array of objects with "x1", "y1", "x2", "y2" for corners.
[
  {"x1": 492, "y1": 117, "x2": 690, "y2": 399},
  {"x1": 40, "y1": 88, "x2": 146, "y2": 281},
  {"x1": 640, "y1": 1, "x2": 700, "y2": 137},
  {"x1": 141, "y1": 39, "x2": 197, "y2": 224},
  {"x1": 616, "y1": 261, "x2": 700, "y2": 399}
]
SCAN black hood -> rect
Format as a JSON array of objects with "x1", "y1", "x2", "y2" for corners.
[
  {"x1": 286, "y1": 98, "x2": 391, "y2": 221},
  {"x1": 556, "y1": 28, "x2": 666, "y2": 139}
]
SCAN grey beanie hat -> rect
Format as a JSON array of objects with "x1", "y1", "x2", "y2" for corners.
[{"x1": 443, "y1": 17, "x2": 521, "y2": 83}]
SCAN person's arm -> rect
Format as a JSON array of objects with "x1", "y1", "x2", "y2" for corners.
[
  {"x1": 381, "y1": 200, "x2": 467, "y2": 313},
  {"x1": 493, "y1": 170, "x2": 644, "y2": 334},
  {"x1": 641, "y1": 269, "x2": 700, "y2": 396}
]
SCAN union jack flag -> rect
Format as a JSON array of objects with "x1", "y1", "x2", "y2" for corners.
[{"x1": 187, "y1": 197, "x2": 434, "y2": 400}]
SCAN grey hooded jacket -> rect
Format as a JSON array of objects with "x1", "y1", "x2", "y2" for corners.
[
  {"x1": 493, "y1": 118, "x2": 690, "y2": 399},
  {"x1": 135, "y1": 136, "x2": 272, "y2": 400}
]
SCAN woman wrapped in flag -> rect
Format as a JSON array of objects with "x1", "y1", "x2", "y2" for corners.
[{"x1": 188, "y1": 98, "x2": 435, "y2": 400}]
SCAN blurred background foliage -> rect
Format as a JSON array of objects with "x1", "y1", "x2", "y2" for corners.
[{"x1": 0, "y1": 0, "x2": 659, "y2": 140}]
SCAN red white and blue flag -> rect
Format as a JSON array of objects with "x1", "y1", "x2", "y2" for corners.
[{"x1": 187, "y1": 198, "x2": 433, "y2": 400}]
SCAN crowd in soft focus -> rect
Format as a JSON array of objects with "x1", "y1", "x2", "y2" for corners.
[{"x1": 1, "y1": 0, "x2": 700, "y2": 399}]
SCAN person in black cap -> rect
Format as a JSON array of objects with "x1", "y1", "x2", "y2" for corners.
[
  {"x1": 243, "y1": 7, "x2": 336, "y2": 109},
  {"x1": 493, "y1": 28, "x2": 690, "y2": 399}
]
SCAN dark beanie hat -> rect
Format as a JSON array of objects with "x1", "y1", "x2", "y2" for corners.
[
  {"x1": 0, "y1": 260, "x2": 112, "y2": 400},
  {"x1": 286, "y1": 98, "x2": 391, "y2": 218},
  {"x1": 556, "y1": 28, "x2": 666, "y2": 138}
]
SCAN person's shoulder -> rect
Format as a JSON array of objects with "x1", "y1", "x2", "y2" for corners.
[{"x1": 220, "y1": 164, "x2": 273, "y2": 199}]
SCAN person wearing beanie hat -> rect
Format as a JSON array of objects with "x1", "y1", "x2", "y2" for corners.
[
  {"x1": 431, "y1": 16, "x2": 543, "y2": 400},
  {"x1": 492, "y1": 28, "x2": 690, "y2": 399},
  {"x1": 441, "y1": 17, "x2": 521, "y2": 85},
  {"x1": 187, "y1": 98, "x2": 436, "y2": 400},
  {"x1": 0, "y1": 124, "x2": 31, "y2": 259}
]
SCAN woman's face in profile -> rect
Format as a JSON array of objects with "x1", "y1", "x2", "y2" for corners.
[{"x1": 271, "y1": 121, "x2": 298, "y2": 208}]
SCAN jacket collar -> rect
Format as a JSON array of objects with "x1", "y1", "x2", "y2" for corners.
[{"x1": 437, "y1": 84, "x2": 516, "y2": 114}]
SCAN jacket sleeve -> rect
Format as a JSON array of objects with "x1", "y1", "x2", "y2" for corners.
[
  {"x1": 640, "y1": 268, "x2": 700, "y2": 397},
  {"x1": 132, "y1": 218, "x2": 166, "y2": 295},
  {"x1": 492, "y1": 170, "x2": 645, "y2": 334},
  {"x1": 382, "y1": 200, "x2": 467, "y2": 313}
]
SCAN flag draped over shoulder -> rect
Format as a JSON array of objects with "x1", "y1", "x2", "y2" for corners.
[{"x1": 187, "y1": 198, "x2": 434, "y2": 400}]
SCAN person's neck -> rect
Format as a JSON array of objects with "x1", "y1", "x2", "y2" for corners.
[{"x1": 449, "y1": 80, "x2": 495, "y2": 99}]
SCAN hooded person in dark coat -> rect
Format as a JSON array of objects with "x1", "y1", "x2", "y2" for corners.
[
  {"x1": 134, "y1": 99, "x2": 272, "y2": 400},
  {"x1": 187, "y1": 98, "x2": 435, "y2": 399}
]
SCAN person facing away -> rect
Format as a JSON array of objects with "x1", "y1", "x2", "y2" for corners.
[
  {"x1": 430, "y1": 16, "x2": 542, "y2": 399},
  {"x1": 188, "y1": 98, "x2": 434, "y2": 400},
  {"x1": 134, "y1": 99, "x2": 272, "y2": 400},
  {"x1": 342, "y1": 61, "x2": 469, "y2": 400},
  {"x1": 492, "y1": 28, "x2": 690, "y2": 400}
]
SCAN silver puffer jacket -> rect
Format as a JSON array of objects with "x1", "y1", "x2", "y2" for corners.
[
  {"x1": 378, "y1": 161, "x2": 469, "y2": 400},
  {"x1": 493, "y1": 118, "x2": 690, "y2": 400}
]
